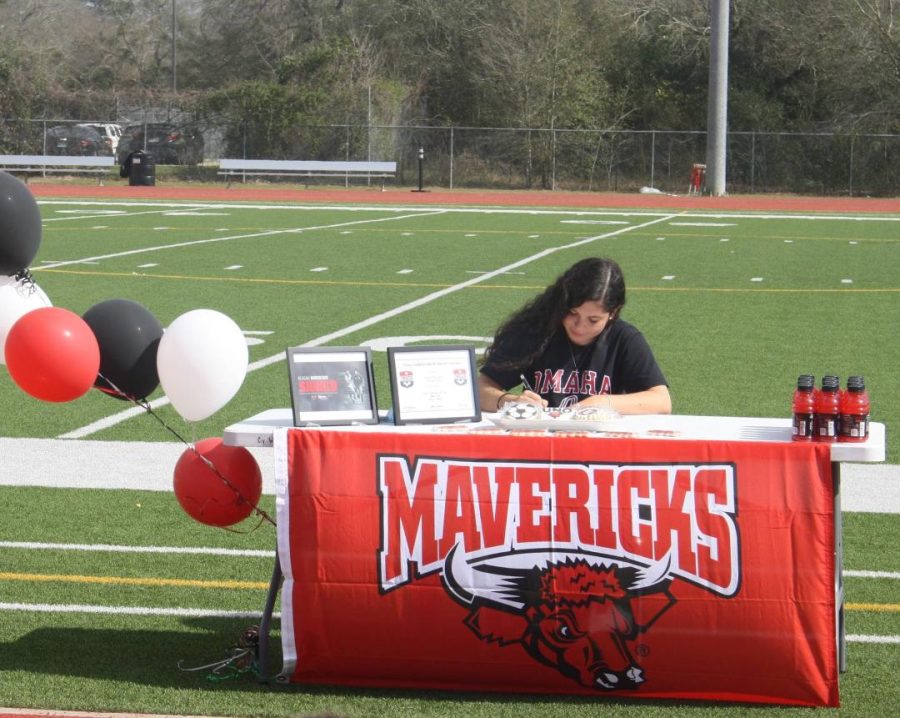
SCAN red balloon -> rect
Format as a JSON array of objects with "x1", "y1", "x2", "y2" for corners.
[
  {"x1": 5, "y1": 306, "x2": 100, "y2": 402},
  {"x1": 173, "y1": 438, "x2": 263, "y2": 527}
]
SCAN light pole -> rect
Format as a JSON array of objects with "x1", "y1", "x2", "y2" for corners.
[
  {"x1": 171, "y1": 0, "x2": 177, "y2": 94},
  {"x1": 705, "y1": 0, "x2": 729, "y2": 196}
]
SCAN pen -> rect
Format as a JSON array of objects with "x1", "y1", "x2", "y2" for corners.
[{"x1": 519, "y1": 373, "x2": 534, "y2": 392}]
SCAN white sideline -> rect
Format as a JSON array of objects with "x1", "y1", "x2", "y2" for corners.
[
  {"x1": 0, "y1": 437, "x2": 276, "y2": 494},
  {"x1": 0, "y1": 437, "x2": 897, "y2": 513},
  {"x1": 0, "y1": 709, "x2": 235, "y2": 718}
]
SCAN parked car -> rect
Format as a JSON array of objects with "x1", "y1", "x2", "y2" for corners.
[
  {"x1": 77, "y1": 122, "x2": 123, "y2": 156},
  {"x1": 45, "y1": 124, "x2": 111, "y2": 156},
  {"x1": 117, "y1": 123, "x2": 204, "y2": 165}
]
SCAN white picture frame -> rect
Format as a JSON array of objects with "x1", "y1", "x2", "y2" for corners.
[{"x1": 387, "y1": 344, "x2": 481, "y2": 425}]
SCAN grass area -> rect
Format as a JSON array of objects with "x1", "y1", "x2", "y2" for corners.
[
  {"x1": 1, "y1": 197, "x2": 897, "y2": 716},
  {"x1": 3, "y1": 200, "x2": 899, "y2": 459},
  {"x1": 0, "y1": 488, "x2": 897, "y2": 716}
]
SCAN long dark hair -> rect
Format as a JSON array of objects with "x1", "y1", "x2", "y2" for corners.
[{"x1": 484, "y1": 257, "x2": 626, "y2": 369}]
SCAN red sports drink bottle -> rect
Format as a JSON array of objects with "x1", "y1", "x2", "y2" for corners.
[
  {"x1": 838, "y1": 375, "x2": 870, "y2": 442},
  {"x1": 814, "y1": 375, "x2": 840, "y2": 442},
  {"x1": 791, "y1": 374, "x2": 816, "y2": 442}
]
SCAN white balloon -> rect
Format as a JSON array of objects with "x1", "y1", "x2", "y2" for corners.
[
  {"x1": 156, "y1": 308, "x2": 249, "y2": 422},
  {"x1": 0, "y1": 275, "x2": 53, "y2": 365}
]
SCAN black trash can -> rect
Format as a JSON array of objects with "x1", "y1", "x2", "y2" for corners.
[{"x1": 122, "y1": 150, "x2": 155, "y2": 186}]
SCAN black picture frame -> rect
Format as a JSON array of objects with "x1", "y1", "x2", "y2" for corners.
[
  {"x1": 387, "y1": 344, "x2": 481, "y2": 425},
  {"x1": 286, "y1": 346, "x2": 378, "y2": 426}
]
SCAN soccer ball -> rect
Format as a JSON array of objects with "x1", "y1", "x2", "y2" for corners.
[{"x1": 501, "y1": 402, "x2": 541, "y2": 420}]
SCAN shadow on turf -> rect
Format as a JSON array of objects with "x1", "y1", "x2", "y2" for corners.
[
  {"x1": 1, "y1": 618, "x2": 276, "y2": 690},
  {"x1": 0, "y1": 618, "x2": 783, "y2": 711}
]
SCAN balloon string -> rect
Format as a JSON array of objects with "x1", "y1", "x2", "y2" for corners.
[
  {"x1": 97, "y1": 372, "x2": 276, "y2": 529},
  {"x1": 13, "y1": 269, "x2": 36, "y2": 292}
]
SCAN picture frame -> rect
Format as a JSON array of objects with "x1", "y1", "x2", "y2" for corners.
[
  {"x1": 286, "y1": 346, "x2": 378, "y2": 426},
  {"x1": 387, "y1": 344, "x2": 481, "y2": 425}
]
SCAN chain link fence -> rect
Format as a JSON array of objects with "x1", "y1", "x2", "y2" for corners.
[{"x1": 2, "y1": 117, "x2": 897, "y2": 196}]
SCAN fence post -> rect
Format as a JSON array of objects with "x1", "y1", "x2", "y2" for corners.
[
  {"x1": 42, "y1": 120, "x2": 48, "y2": 178},
  {"x1": 367, "y1": 85, "x2": 372, "y2": 164},
  {"x1": 848, "y1": 135, "x2": 855, "y2": 197},
  {"x1": 650, "y1": 130, "x2": 656, "y2": 189},
  {"x1": 449, "y1": 126, "x2": 454, "y2": 189},
  {"x1": 526, "y1": 129, "x2": 532, "y2": 188},
  {"x1": 345, "y1": 124, "x2": 351, "y2": 187},
  {"x1": 750, "y1": 131, "x2": 756, "y2": 193},
  {"x1": 551, "y1": 129, "x2": 557, "y2": 191}
]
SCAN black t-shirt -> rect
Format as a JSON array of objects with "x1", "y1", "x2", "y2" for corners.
[{"x1": 481, "y1": 320, "x2": 667, "y2": 407}]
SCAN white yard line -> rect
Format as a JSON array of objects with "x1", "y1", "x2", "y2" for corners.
[
  {"x1": 0, "y1": 602, "x2": 271, "y2": 618},
  {"x1": 36, "y1": 209, "x2": 449, "y2": 271},
  {"x1": 0, "y1": 709, "x2": 230, "y2": 718},
  {"x1": 38, "y1": 199, "x2": 900, "y2": 222},
  {"x1": 845, "y1": 634, "x2": 900, "y2": 644},
  {"x1": 57, "y1": 404, "x2": 168, "y2": 439},
  {"x1": 844, "y1": 570, "x2": 900, "y2": 580},
  {"x1": 58, "y1": 213, "x2": 678, "y2": 439},
  {"x1": 41, "y1": 207, "x2": 192, "y2": 223},
  {"x1": 0, "y1": 541, "x2": 273, "y2": 557}
]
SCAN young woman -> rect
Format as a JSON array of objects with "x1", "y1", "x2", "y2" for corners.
[{"x1": 478, "y1": 257, "x2": 671, "y2": 415}]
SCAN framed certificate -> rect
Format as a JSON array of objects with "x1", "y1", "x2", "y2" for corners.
[
  {"x1": 387, "y1": 344, "x2": 481, "y2": 425},
  {"x1": 286, "y1": 346, "x2": 378, "y2": 426}
]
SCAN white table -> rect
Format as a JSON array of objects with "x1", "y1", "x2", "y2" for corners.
[
  {"x1": 224, "y1": 408, "x2": 884, "y2": 463},
  {"x1": 223, "y1": 410, "x2": 885, "y2": 681}
]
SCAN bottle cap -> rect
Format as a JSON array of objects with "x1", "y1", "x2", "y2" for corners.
[
  {"x1": 797, "y1": 374, "x2": 815, "y2": 390},
  {"x1": 821, "y1": 375, "x2": 840, "y2": 391},
  {"x1": 846, "y1": 375, "x2": 866, "y2": 392}
]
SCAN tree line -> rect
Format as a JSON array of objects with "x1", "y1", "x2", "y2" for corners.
[
  {"x1": 0, "y1": 1, "x2": 897, "y2": 194},
  {"x1": 1, "y1": 0, "x2": 897, "y2": 135}
]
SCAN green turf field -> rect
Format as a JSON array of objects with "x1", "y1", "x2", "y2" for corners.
[
  {"x1": 3, "y1": 199, "x2": 898, "y2": 458},
  {"x1": 1, "y1": 198, "x2": 897, "y2": 716},
  {"x1": 0, "y1": 490, "x2": 897, "y2": 717}
]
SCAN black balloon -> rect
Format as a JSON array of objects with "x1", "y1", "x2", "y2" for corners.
[
  {"x1": 0, "y1": 171, "x2": 42, "y2": 275},
  {"x1": 82, "y1": 299, "x2": 164, "y2": 401}
]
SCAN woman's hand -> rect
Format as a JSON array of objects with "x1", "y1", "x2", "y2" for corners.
[
  {"x1": 517, "y1": 389, "x2": 548, "y2": 407},
  {"x1": 478, "y1": 374, "x2": 547, "y2": 412}
]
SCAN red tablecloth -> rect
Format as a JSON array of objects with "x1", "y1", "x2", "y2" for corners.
[{"x1": 276, "y1": 428, "x2": 837, "y2": 706}]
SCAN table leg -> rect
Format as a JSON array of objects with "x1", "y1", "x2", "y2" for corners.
[
  {"x1": 832, "y1": 461, "x2": 846, "y2": 673},
  {"x1": 257, "y1": 550, "x2": 283, "y2": 683}
]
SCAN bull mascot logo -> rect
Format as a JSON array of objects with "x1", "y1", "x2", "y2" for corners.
[{"x1": 442, "y1": 545, "x2": 676, "y2": 691}]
